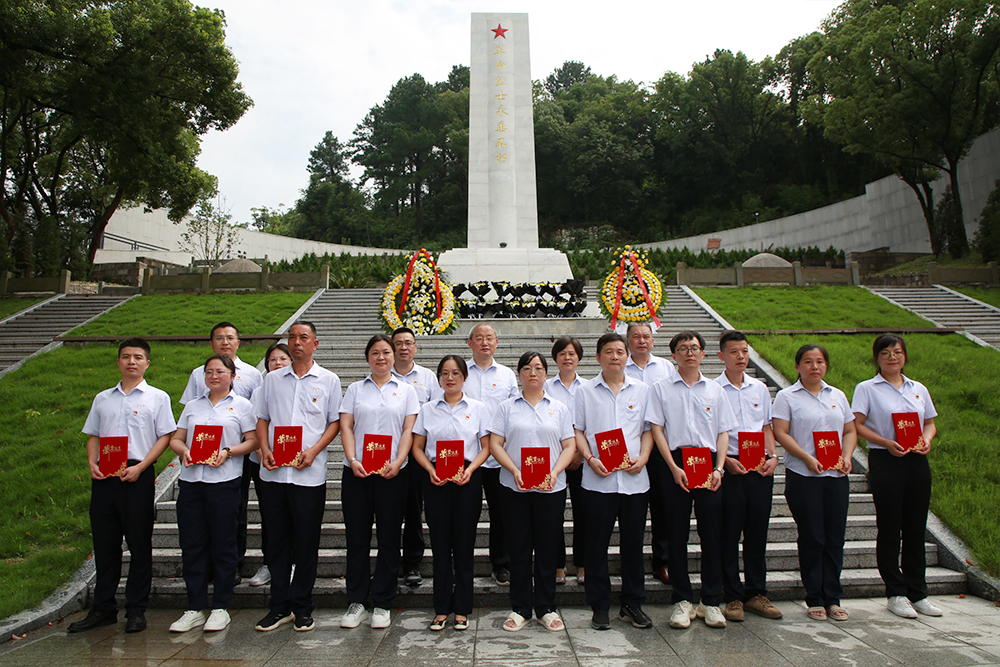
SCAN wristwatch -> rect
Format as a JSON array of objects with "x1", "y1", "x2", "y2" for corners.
[
  {"x1": 765, "y1": 453, "x2": 775, "y2": 461},
  {"x1": 714, "y1": 466, "x2": 725, "y2": 476},
  {"x1": 349, "y1": 457, "x2": 358, "y2": 464}
]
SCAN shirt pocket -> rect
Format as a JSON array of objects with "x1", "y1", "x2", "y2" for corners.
[
  {"x1": 304, "y1": 388, "x2": 328, "y2": 414},
  {"x1": 697, "y1": 397, "x2": 716, "y2": 425}
]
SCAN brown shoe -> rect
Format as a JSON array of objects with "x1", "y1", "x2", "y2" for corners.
[
  {"x1": 652, "y1": 566, "x2": 670, "y2": 584},
  {"x1": 723, "y1": 600, "x2": 745, "y2": 622},
  {"x1": 744, "y1": 595, "x2": 783, "y2": 619}
]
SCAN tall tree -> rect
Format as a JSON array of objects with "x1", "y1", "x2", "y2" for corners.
[{"x1": 544, "y1": 61, "x2": 593, "y2": 98}]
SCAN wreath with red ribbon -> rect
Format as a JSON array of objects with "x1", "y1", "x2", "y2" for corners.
[
  {"x1": 599, "y1": 246, "x2": 664, "y2": 331},
  {"x1": 381, "y1": 249, "x2": 458, "y2": 335}
]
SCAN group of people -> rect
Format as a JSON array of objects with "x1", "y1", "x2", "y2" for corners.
[{"x1": 68, "y1": 318, "x2": 942, "y2": 636}]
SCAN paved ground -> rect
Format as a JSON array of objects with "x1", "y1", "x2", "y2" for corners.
[{"x1": 2, "y1": 596, "x2": 999, "y2": 666}]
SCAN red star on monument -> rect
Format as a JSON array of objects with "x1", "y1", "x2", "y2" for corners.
[{"x1": 491, "y1": 23, "x2": 508, "y2": 39}]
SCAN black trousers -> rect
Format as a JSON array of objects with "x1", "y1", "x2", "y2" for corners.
[
  {"x1": 500, "y1": 486, "x2": 566, "y2": 619},
  {"x1": 401, "y1": 453, "x2": 426, "y2": 572},
  {"x1": 583, "y1": 488, "x2": 648, "y2": 611},
  {"x1": 869, "y1": 449, "x2": 931, "y2": 601},
  {"x1": 423, "y1": 466, "x2": 482, "y2": 615},
  {"x1": 258, "y1": 479, "x2": 325, "y2": 616},
  {"x1": 90, "y1": 461, "x2": 155, "y2": 615},
  {"x1": 177, "y1": 479, "x2": 241, "y2": 610},
  {"x1": 238, "y1": 456, "x2": 268, "y2": 569},
  {"x1": 481, "y1": 467, "x2": 509, "y2": 571},
  {"x1": 342, "y1": 465, "x2": 408, "y2": 609},
  {"x1": 557, "y1": 465, "x2": 585, "y2": 570},
  {"x1": 664, "y1": 449, "x2": 723, "y2": 605},
  {"x1": 646, "y1": 447, "x2": 671, "y2": 570},
  {"x1": 721, "y1": 471, "x2": 774, "y2": 602},
  {"x1": 785, "y1": 470, "x2": 849, "y2": 608}
]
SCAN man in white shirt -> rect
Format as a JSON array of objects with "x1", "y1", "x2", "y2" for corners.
[
  {"x1": 70, "y1": 338, "x2": 176, "y2": 635},
  {"x1": 465, "y1": 323, "x2": 519, "y2": 585},
  {"x1": 574, "y1": 332, "x2": 654, "y2": 630},
  {"x1": 254, "y1": 321, "x2": 341, "y2": 633},
  {"x1": 391, "y1": 326, "x2": 438, "y2": 587},
  {"x1": 714, "y1": 331, "x2": 782, "y2": 621}
]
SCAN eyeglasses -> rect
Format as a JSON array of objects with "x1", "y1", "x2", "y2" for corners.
[
  {"x1": 212, "y1": 335, "x2": 237, "y2": 342},
  {"x1": 520, "y1": 366, "x2": 546, "y2": 375},
  {"x1": 878, "y1": 350, "x2": 904, "y2": 359},
  {"x1": 205, "y1": 369, "x2": 231, "y2": 377},
  {"x1": 440, "y1": 370, "x2": 464, "y2": 378},
  {"x1": 394, "y1": 341, "x2": 416, "y2": 348},
  {"x1": 675, "y1": 346, "x2": 702, "y2": 355}
]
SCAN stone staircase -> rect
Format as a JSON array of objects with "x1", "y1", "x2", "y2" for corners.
[
  {"x1": 0, "y1": 294, "x2": 134, "y2": 374},
  {"x1": 867, "y1": 285, "x2": 1000, "y2": 350},
  {"x1": 135, "y1": 286, "x2": 965, "y2": 607}
]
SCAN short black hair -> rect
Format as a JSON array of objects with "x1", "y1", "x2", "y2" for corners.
[
  {"x1": 626, "y1": 322, "x2": 653, "y2": 337},
  {"x1": 264, "y1": 342, "x2": 291, "y2": 373},
  {"x1": 290, "y1": 320, "x2": 317, "y2": 336},
  {"x1": 596, "y1": 332, "x2": 627, "y2": 355},
  {"x1": 669, "y1": 331, "x2": 705, "y2": 354},
  {"x1": 516, "y1": 351, "x2": 548, "y2": 373},
  {"x1": 873, "y1": 334, "x2": 907, "y2": 368},
  {"x1": 392, "y1": 327, "x2": 416, "y2": 341},
  {"x1": 719, "y1": 330, "x2": 748, "y2": 350},
  {"x1": 119, "y1": 337, "x2": 151, "y2": 357},
  {"x1": 210, "y1": 321, "x2": 240, "y2": 339},
  {"x1": 365, "y1": 333, "x2": 394, "y2": 359},
  {"x1": 437, "y1": 354, "x2": 469, "y2": 379},
  {"x1": 551, "y1": 336, "x2": 583, "y2": 360}
]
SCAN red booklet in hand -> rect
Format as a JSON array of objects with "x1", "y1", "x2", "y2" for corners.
[
  {"x1": 813, "y1": 431, "x2": 845, "y2": 471},
  {"x1": 435, "y1": 440, "x2": 464, "y2": 482},
  {"x1": 683, "y1": 447, "x2": 714, "y2": 489},
  {"x1": 892, "y1": 412, "x2": 924, "y2": 452},
  {"x1": 190, "y1": 424, "x2": 224, "y2": 465},
  {"x1": 99, "y1": 436, "x2": 128, "y2": 477},
  {"x1": 738, "y1": 431, "x2": 766, "y2": 472},
  {"x1": 595, "y1": 428, "x2": 631, "y2": 472},
  {"x1": 521, "y1": 447, "x2": 552, "y2": 490},
  {"x1": 363, "y1": 434, "x2": 392, "y2": 475},
  {"x1": 272, "y1": 426, "x2": 303, "y2": 467}
]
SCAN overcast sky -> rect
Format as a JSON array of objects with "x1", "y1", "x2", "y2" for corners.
[{"x1": 196, "y1": 0, "x2": 841, "y2": 225}]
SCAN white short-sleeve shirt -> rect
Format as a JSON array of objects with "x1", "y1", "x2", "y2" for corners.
[
  {"x1": 851, "y1": 374, "x2": 937, "y2": 451},
  {"x1": 341, "y1": 376, "x2": 419, "y2": 468},
  {"x1": 772, "y1": 380, "x2": 854, "y2": 478},
  {"x1": 574, "y1": 373, "x2": 651, "y2": 495},
  {"x1": 392, "y1": 362, "x2": 439, "y2": 405},
  {"x1": 714, "y1": 372, "x2": 773, "y2": 456},
  {"x1": 489, "y1": 393, "x2": 575, "y2": 494},
  {"x1": 82, "y1": 380, "x2": 177, "y2": 461},
  {"x1": 413, "y1": 394, "x2": 490, "y2": 463},
  {"x1": 180, "y1": 356, "x2": 262, "y2": 404},
  {"x1": 543, "y1": 373, "x2": 584, "y2": 414},
  {"x1": 256, "y1": 362, "x2": 342, "y2": 487},
  {"x1": 176, "y1": 392, "x2": 256, "y2": 483},
  {"x1": 646, "y1": 373, "x2": 738, "y2": 452},
  {"x1": 461, "y1": 359, "x2": 519, "y2": 469},
  {"x1": 624, "y1": 353, "x2": 676, "y2": 386}
]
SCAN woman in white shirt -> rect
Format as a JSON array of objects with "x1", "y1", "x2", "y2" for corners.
[
  {"x1": 339, "y1": 334, "x2": 419, "y2": 631},
  {"x1": 851, "y1": 334, "x2": 941, "y2": 619},
  {"x1": 411, "y1": 355, "x2": 491, "y2": 631},
  {"x1": 490, "y1": 352, "x2": 576, "y2": 632},
  {"x1": 168, "y1": 355, "x2": 259, "y2": 633},
  {"x1": 772, "y1": 345, "x2": 857, "y2": 622}
]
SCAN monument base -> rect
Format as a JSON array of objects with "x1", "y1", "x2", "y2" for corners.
[{"x1": 436, "y1": 247, "x2": 573, "y2": 284}]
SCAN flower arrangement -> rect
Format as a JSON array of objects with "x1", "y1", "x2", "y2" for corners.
[
  {"x1": 599, "y1": 245, "x2": 665, "y2": 329},
  {"x1": 380, "y1": 249, "x2": 459, "y2": 335},
  {"x1": 452, "y1": 280, "x2": 587, "y2": 318}
]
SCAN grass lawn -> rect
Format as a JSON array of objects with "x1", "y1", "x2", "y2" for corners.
[
  {"x1": 0, "y1": 297, "x2": 47, "y2": 321},
  {"x1": 71, "y1": 291, "x2": 311, "y2": 336},
  {"x1": 697, "y1": 287, "x2": 1000, "y2": 576},
  {"x1": 953, "y1": 286, "x2": 1000, "y2": 310}
]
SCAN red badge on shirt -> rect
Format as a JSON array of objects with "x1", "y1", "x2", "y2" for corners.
[
  {"x1": 98, "y1": 436, "x2": 128, "y2": 477},
  {"x1": 435, "y1": 440, "x2": 464, "y2": 483},
  {"x1": 813, "y1": 431, "x2": 845, "y2": 471},
  {"x1": 892, "y1": 412, "x2": 923, "y2": 452},
  {"x1": 272, "y1": 426, "x2": 303, "y2": 467},
  {"x1": 595, "y1": 428, "x2": 630, "y2": 472},
  {"x1": 738, "y1": 431, "x2": 766, "y2": 472},
  {"x1": 190, "y1": 424, "x2": 224, "y2": 465},
  {"x1": 521, "y1": 447, "x2": 551, "y2": 490},
  {"x1": 363, "y1": 434, "x2": 392, "y2": 475},
  {"x1": 683, "y1": 447, "x2": 714, "y2": 489}
]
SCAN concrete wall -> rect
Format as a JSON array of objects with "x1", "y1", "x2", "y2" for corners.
[{"x1": 643, "y1": 127, "x2": 1000, "y2": 254}]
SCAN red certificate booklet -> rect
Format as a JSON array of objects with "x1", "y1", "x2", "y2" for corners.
[
  {"x1": 738, "y1": 431, "x2": 766, "y2": 472},
  {"x1": 435, "y1": 440, "x2": 464, "y2": 483},
  {"x1": 813, "y1": 431, "x2": 845, "y2": 471},
  {"x1": 683, "y1": 447, "x2": 714, "y2": 489},
  {"x1": 272, "y1": 426, "x2": 303, "y2": 467},
  {"x1": 190, "y1": 424, "x2": 224, "y2": 465},
  {"x1": 595, "y1": 428, "x2": 631, "y2": 472},
  {"x1": 98, "y1": 436, "x2": 128, "y2": 477},
  {"x1": 521, "y1": 447, "x2": 552, "y2": 490},
  {"x1": 892, "y1": 412, "x2": 924, "y2": 452},
  {"x1": 363, "y1": 434, "x2": 392, "y2": 475}
]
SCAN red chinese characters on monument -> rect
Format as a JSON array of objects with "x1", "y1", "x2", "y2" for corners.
[{"x1": 99, "y1": 436, "x2": 128, "y2": 478}]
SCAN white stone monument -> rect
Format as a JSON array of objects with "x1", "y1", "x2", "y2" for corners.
[{"x1": 437, "y1": 13, "x2": 573, "y2": 284}]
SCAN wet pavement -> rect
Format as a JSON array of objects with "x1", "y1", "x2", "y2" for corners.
[{"x1": 2, "y1": 596, "x2": 1000, "y2": 667}]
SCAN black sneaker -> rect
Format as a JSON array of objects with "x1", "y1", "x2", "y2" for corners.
[
  {"x1": 67, "y1": 610, "x2": 116, "y2": 633},
  {"x1": 492, "y1": 568, "x2": 511, "y2": 586},
  {"x1": 255, "y1": 610, "x2": 293, "y2": 632},
  {"x1": 404, "y1": 569, "x2": 423, "y2": 587},
  {"x1": 619, "y1": 604, "x2": 653, "y2": 628},
  {"x1": 591, "y1": 608, "x2": 611, "y2": 630},
  {"x1": 293, "y1": 614, "x2": 315, "y2": 632}
]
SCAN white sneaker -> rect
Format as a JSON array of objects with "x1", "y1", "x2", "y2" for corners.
[
  {"x1": 341, "y1": 603, "x2": 369, "y2": 628},
  {"x1": 169, "y1": 610, "x2": 206, "y2": 633},
  {"x1": 669, "y1": 600, "x2": 695, "y2": 629},
  {"x1": 697, "y1": 603, "x2": 727, "y2": 628},
  {"x1": 204, "y1": 609, "x2": 231, "y2": 632},
  {"x1": 371, "y1": 607, "x2": 391, "y2": 629},
  {"x1": 911, "y1": 598, "x2": 943, "y2": 616},
  {"x1": 247, "y1": 566, "x2": 271, "y2": 587},
  {"x1": 888, "y1": 596, "x2": 918, "y2": 618}
]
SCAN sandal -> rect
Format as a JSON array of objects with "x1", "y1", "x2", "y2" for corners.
[
  {"x1": 827, "y1": 605, "x2": 849, "y2": 621},
  {"x1": 807, "y1": 606, "x2": 827, "y2": 620},
  {"x1": 503, "y1": 611, "x2": 528, "y2": 632},
  {"x1": 454, "y1": 616, "x2": 469, "y2": 631},
  {"x1": 538, "y1": 611, "x2": 564, "y2": 632},
  {"x1": 429, "y1": 616, "x2": 448, "y2": 631},
  {"x1": 555, "y1": 568, "x2": 566, "y2": 585}
]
